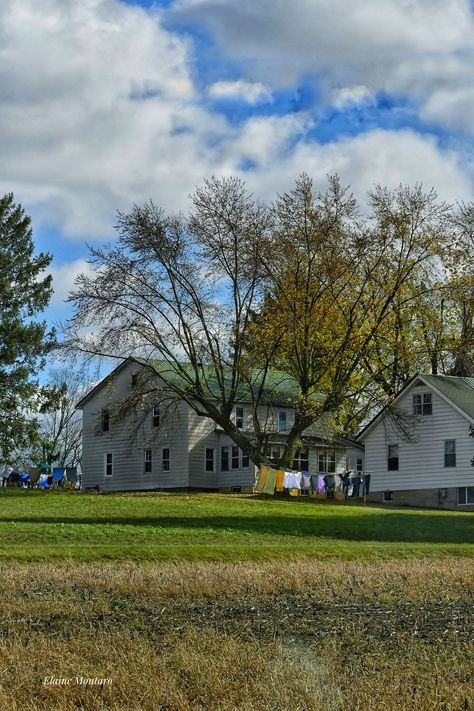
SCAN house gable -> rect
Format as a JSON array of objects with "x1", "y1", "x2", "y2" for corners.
[{"x1": 358, "y1": 373, "x2": 474, "y2": 443}]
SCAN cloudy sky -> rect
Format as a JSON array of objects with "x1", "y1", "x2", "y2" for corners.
[{"x1": 1, "y1": 0, "x2": 474, "y2": 327}]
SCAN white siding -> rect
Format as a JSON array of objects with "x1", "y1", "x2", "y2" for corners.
[
  {"x1": 345, "y1": 447, "x2": 365, "y2": 472},
  {"x1": 362, "y1": 383, "x2": 474, "y2": 492},
  {"x1": 81, "y1": 363, "x2": 367, "y2": 491},
  {"x1": 187, "y1": 410, "x2": 220, "y2": 488},
  {"x1": 216, "y1": 433, "x2": 256, "y2": 488},
  {"x1": 81, "y1": 362, "x2": 189, "y2": 491}
]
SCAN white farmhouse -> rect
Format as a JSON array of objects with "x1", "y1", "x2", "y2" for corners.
[
  {"x1": 358, "y1": 374, "x2": 474, "y2": 510},
  {"x1": 77, "y1": 358, "x2": 363, "y2": 493}
]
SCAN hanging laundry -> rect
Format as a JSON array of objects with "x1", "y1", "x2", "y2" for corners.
[
  {"x1": 275, "y1": 469, "x2": 285, "y2": 492},
  {"x1": 351, "y1": 475, "x2": 362, "y2": 498},
  {"x1": 301, "y1": 473, "x2": 311, "y2": 490},
  {"x1": 262, "y1": 467, "x2": 277, "y2": 495},
  {"x1": 310, "y1": 473, "x2": 318, "y2": 494},
  {"x1": 364, "y1": 474, "x2": 371, "y2": 495},
  {"x1": 255, "y1": 466, "x2": 269, "y2": 493},
  {"x1": 289, "y1": 488, "x2": 300, "y2": 497},
  {"x1": 324, "y1": 474, "x2": 335, "y2": 492},
  {"x1": 341, "y1": 472, "x2": 351, "y2": 499},
  {"x1": 284, "y1": 471, "x2": 301, "y2": 489},
  {"x1": 317, "y1": 475, "x2": 326, "y2": 494}
]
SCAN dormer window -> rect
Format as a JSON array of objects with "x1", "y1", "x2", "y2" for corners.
[
  {"x1": 235, "y1": 406, "x2": 244, "y2": 429},
  {"x1": 278, "y1": 411, "x2": 287, "y2": 432},
  {"x1": 153, "y1": 405, "x2": 160, "y2": 427},
  {"x1": 413, "y1": 392, "x2": 432, "y2": 416}
]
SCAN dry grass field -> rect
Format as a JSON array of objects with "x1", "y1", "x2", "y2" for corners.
[
  {"x1": 0, "y1": 559, "x2": 473, "y2": 710},
  {"x1": 0, "y1": 491, "x2": 473, "y2": 709}
]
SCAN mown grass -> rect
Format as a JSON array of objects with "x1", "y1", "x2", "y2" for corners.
[
  {"x1": 0, "y1": 560, "x2": 473, "y2": 710},
  {"x1": 0, "y1": 489, "x2": 473, "y2": 562}
]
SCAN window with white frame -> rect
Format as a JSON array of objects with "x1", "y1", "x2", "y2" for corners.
[
  {"x1": 235, "y1": 406, "x2": 244, "y2": 429},
  {"x1": 162, "y1": 447, "x2": 170, "y2": 472},
  {"x1": 231, "y1": 445, "x2": 240, "y2": 469},
  {"x1": 413, "y1": 392, "x2": 432, "y2": 416},
  {"x1": 387, "y1": 444, "x2": 399, "y2": 471},
  {"x1": 241, "y1": 450, "x2": 250, "y2": 468},
  {"x1": 104, "y1": 453, "x2": 113, "y2": 476},
  {"x1": 152, "y1": 405, "x2": 160, "y2": 427},
  {"x1": 221, "y1": 446, "x2": 229, "y2": 472},
  {"x1": 458, "y1": 487, "x2": 474, "y2": 505},
  {"x1": 266, "y1": 445, "x2": 281, "y2": 465},
  {"x1": 205, "y1": 448, "x2": 215, "y2": 472},
  {"x1": 294, "y1": 447, "x2": 309, "y2": 471},
  {"x1": 444, "y1": 440, "x2": 456, "y2": 467},
  {"x1": 144, "y1": 449, "x2": 152, "y2": 473},
  {"x1": 356, "y1": 458, "x2": 363, "y2": 472},
  {"x1": 318, "y1": 450, "x2": 335, "y2": 473},
  {"x1": 278, "y1": 411, "x2": 287, "y2": 433}
]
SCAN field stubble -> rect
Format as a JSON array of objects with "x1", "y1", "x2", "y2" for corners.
[{"x1": 0, "y1": 558, "x2": 473, "y2": 710}]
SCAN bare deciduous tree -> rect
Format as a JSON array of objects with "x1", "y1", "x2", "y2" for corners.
[{"x1": 63, "y1": 175, "x2": 469, "y2": 468}]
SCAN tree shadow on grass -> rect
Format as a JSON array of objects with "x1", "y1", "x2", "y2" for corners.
[{"x1": 0, "y1": 509, "x2": 472, "y2": 544}]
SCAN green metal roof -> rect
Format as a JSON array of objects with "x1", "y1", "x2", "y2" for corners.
[
  {"x1": 420, "y1": 374, "x2": 474, "y2": 421},
  {"x1": 140, "y1": 359, "x2": 325, "y2": 406}
]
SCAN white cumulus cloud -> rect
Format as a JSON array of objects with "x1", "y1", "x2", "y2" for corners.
[
  {"x1": 0, "y1": 0, "x2": 472, "y2": 252},
  {"x1": 208, "y1": 80, "x2": 272, "y2": 104},
  {"x1": 172, "y1": 0, "x2": 474, "y2": 132}
]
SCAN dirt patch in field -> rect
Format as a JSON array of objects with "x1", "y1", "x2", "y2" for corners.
[{"x1": 0, "y1": 561, "x2": 473, "y2": 710}]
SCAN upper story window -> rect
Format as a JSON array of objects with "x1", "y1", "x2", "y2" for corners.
[
  {"x1": 131, "y1": 373, "x2": 138, "y2": 387},
  {"x1": 318, "y1": 450, "x2": 335, "y2": 473},
  {"x1": 235, "y1": 406, "x2": 244, "y2": 429},
  {"x1": 413, "y1": 392, "x2": 432, "y2": 416},
  {"x1": 444, "y1": 440, "x2": 456, "y2": 467},
  {"x1": 356, "y1": 458, "x2": 363, "y2": 472},
  {"x1": 387, "y1": 444, "x2": 399, "y2": 471},
  {"x1": 278, "y1": 411, "x2": 287, "y2": 433},
  {"x1": 101, "y1": 409, "x2": 110, "y2": 432},
  {"x1": 153, "y1": 405, "x2": 160, "y2": 428}
]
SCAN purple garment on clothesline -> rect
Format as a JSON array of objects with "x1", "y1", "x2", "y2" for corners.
[{"x1": 317, "y1": 475, "x2": 326, "y2": 493}]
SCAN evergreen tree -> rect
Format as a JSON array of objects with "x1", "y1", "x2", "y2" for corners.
[{"x1": 0, "y1": 193, "x2": 55, "y2": 459}]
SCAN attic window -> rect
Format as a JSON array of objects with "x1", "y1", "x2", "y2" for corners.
[
  {"x1": 278, "y1": 411, "x2": 287, "y2": 432},
  {"x1": 413, "y1": 393, "x2": 432, "y2": 416},
  {"x1": 131, "y1": 373, "x2": 138, "y2": 387}
]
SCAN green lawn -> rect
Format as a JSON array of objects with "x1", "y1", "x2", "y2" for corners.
[{"x1": 0, "y1": 488, "x2": 472, "y2": 562}]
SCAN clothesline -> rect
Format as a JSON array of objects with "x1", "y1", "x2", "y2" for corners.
[{"x1": 254, "y1": 465, "x2": 371, "y2": 499}]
